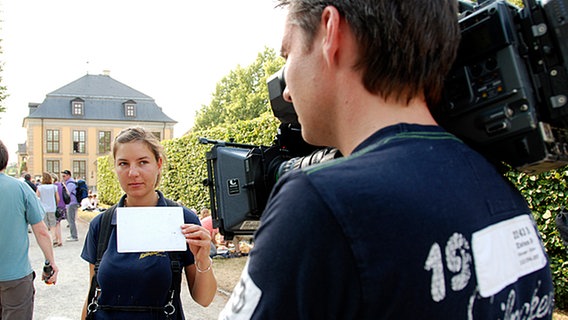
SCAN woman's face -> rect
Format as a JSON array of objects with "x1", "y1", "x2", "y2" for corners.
[{"x1": 114, "y1": 140, "x2": 162, "y2": 200}]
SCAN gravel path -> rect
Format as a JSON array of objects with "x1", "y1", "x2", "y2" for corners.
[{"x1": 28, "y1": 217, "x2": 228, "y2": 320}]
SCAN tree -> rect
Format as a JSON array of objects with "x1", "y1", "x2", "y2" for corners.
[
  {"x1": 0, "y1": 39, "x2": 7, "y2": 117},
  {"x1": 193, "y1": 47, "x2": 285, "y2": 130},
  {"x1": 508, "y1": 0, "x2": 523, "y2": 7}
]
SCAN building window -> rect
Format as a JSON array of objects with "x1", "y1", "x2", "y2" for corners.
[
  {"x1": 124, "y1": 101, "x2": 136, "y2": 117},
  {"x1": 73, "y1": 130, "x2": 86, "y2": 153},
  {"x1": 46, "y1": 129, "x2": 60, "y2": 153},
  {"x1": 71, "y1": 98, "x2": 84, "y2": 116},
  {"x1": 46, "y1": 160, "x2": 60, "y2": 176},
  {"x1": 98, "y1": 131, "x2": 112, "y2": 154},
  {"x1": 73, "y1": 160, "x2": 86, "y2": 180},
  {"x1": 151, "y1": 132, "x2": 161, "y2": 140}
]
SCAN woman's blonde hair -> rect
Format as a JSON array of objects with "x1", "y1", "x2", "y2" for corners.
[{"x1": 112, "y1": 126, "x2": 165, "y2": 187}]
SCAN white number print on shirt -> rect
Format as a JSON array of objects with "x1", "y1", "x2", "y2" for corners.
[
  {"x1": 423, "y1": 215, "x2": 553, "y2": 319},
  {"x1": 219, "y1": 260, "x2": 262, "y2": 320}
]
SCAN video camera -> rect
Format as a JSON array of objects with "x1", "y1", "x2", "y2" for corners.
[
  {"x1": 200, "y1": 67, "x2": 341, "y2": 239},
  {"x1": 433, "y1": 0, "x2": 568, "y2": 173},
  {"x1": 202, "y1": 0, "x2": 568, "y2": 238}
]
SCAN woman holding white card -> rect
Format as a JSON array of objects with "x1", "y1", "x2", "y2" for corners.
[{"x1": 80, "y1": 127, "x2": 217, "y2": 319}]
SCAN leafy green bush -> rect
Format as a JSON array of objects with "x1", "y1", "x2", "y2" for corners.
[
  {"x1": 97, "y1": 112, "x2": 279, "y2": 211},
  {"x1": 96, "y1": 121, "x2": 568, "y2": 310},
  {"x1": 506, "y1": 170, "x2": 568, "y2": 309},
  {"x1": 96, "y1": 156, "x2": 121, "y2": 205},
  {"x1": 161, "y1": 113, "x2": 279, "y2": 210},
  {"x1": 94, "y1": 41, "x2": 568, "y2": 311}
]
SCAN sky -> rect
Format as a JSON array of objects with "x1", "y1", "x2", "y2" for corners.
[{"x1": 0, "y1": 0, "x2": 287, "y2": 162}]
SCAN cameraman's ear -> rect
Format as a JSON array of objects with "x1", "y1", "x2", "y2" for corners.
[{"x1": 321, "y1": 6, "x2": 342, "y2": 67}]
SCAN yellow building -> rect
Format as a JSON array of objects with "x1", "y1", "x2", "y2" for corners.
[{"x1": 21, "y1": 73, "x2": 176, "y2": 190}]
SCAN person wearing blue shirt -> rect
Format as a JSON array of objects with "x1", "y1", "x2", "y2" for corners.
[
  {"x1": 80, "y1": 127, "x2": 217, "y2": 319},
  {"x1": 0, "y1": 139, "x2": 58, "y2": 319},
  {"x1": 220, "y1": 0, "x2": 555, "y2": 319}
]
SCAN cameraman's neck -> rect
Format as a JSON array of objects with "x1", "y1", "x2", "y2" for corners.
[{"x1": 337, "y1": 95, "x2": 436, "y2": 156}]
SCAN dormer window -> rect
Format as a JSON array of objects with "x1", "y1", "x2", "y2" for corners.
[
  {"x1": 124, "y1": 100, "x2": 137, "y2": 117},
  {"x1": 71, "y1": 98, "x2": 84, "y2": 116}
]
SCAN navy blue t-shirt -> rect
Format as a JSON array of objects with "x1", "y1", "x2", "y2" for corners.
[
  {"x1": 81, "y1": 191, "x2": 200, "y2": 319},
  {"x1": 220, "y1": 124, "x2": 554, "y2": 319}
]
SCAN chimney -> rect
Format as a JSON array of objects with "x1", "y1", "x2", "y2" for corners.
[
  {"x1": 103, "y1": 70, "x2": 111, "y2": 76},
  {"x1": 28, "y1": 103, "x2": 40, "y2": 115}
]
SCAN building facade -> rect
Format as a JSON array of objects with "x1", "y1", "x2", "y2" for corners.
[{"x1": 21, "y1": 73, "x2": 176, "y2": 189}]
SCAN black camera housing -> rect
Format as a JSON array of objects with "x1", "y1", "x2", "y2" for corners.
[
  {"x1": 432, "y1": 0, "x2": 568, "y2": 173},
  {"x1": 201, "y1": 68, "x2": 336, "y2": 239},
  {"x1": 203, "y1": 0, "x2": 568, "y2": 237}
]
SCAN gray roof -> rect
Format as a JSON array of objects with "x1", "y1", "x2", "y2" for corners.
[{"x1": 26, "y1": 74, "x2": 176, "y2": 123}]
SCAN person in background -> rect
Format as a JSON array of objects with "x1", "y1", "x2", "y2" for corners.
[
  {"x1": 36, "y1": 172, "x2": 60, "y2": 246},
  {"x1": 61, "y1": 169, "x2": 79, "y2": 242},
  {"x1": 220, "y1": 0, "x2": 554, "y2": 318},
  {"x1": 91, "y1": 193, "x2": 99, "y2": 209},
  {"x1": 80, "y1": 126, "x2": 217, "y2": 319},
  {"x1": 23, "y1": 173, "x2": 37, "y2": 192},
  {"x1": 53, "y1": 175, "x2": 67, "y2": 247},
  {"x1": 80, "y1": 195, "x2": 96, "y2": 211},
  {"x1": 200, "y1": 208, "x2": 220, "y2": 257},
  {"x1": 0, "y1": 139, "x2": 58, "y2": 319}
]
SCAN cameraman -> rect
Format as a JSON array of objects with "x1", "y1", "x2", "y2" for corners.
[{"x1": 220, "y1": 0, "x2": 554, "y2": 319}]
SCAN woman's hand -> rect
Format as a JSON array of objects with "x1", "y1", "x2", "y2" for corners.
[
  {"x1": 181, "y1": 224, "x2": 217, "y2": 306},
  {"x1": 181, "y1": 224, "x2": 212, "y2": 264}
]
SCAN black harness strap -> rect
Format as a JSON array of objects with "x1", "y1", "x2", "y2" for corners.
[
  {"x1": 86, "y1": 204, "x2": 117, "y2": 318},
  {"x1": 86, "y1": 200, "x2": 183, "y2": 319},
  {"x1": 97, "y1": 305, "x2": 167, "y2": 312},
  {"x1": 96, "y1": 205, "x2": 116, "y2": 273}
]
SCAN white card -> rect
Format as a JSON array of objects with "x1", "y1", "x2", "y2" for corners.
[{"x1": 116, "y1": 207, "x2": 186, "y2": 253}]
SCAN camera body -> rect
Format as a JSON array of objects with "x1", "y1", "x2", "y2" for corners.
[
  {"x1": 432, "y1": 0, "x2": 568, "y2": 173},
  {"x1": 203, "y1": 0, "x2": 568, "y2": 237},
  {"x1": 202, "y1": 67, "x2": 344, "y2": 239}
]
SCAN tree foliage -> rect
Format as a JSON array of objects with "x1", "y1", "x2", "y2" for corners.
[
  {"x1": 95, "y1": 44, "x2": 568, "y2": 311},
  {"x1": 193, "y1": 47, "x2": 285, "y2": 130},
  {"x1": 97, "y1": 113, "x2": 279, "y2": 212},
  {"x1": 96, "y1": 156, "x2": 122, "y2": 205},
  {"x1": 0, "y1": 40, "x2": 8, "y2": 117},
  {"x1": 506, "y1": 170, "x2": 568, "y2": 309},
  {"x1": 161, "y1": 113, "x2": 279, "y2": 210}
]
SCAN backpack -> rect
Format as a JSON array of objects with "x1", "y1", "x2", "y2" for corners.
[
  {"x1": 74, "y1": 179, "x2": 89, "y2": 203},
  {"x1": 61, "y1": 183, "x2": 71, "y2": 204},
  {"x1": 86, "y1": 199, "x2": 183, "y2": 319}
]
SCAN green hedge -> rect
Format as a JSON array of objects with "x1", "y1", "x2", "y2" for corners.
[
  {"x1": 96, "y1": 155, "x2": 121, "y2": 205},
  {"x1": 96, "y1": 116, "x2": 568, "y2": 310},
  {"x1": 97, "y1": 112, "x2": 279, "y2": 210},
  {"x1": 506, "y1": 170, "x2": 568, "y2": 309},
  {"x1": 160, "y1": 112, "x2": 279, "y2": 210}
]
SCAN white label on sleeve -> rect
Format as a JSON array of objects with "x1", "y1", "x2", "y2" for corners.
[
  {"x1": 472, "y1": 215, "x2": 547, "y2": 297},
  {"x1": 219, "y1": 259, "x2": 262, "y2": 320}
]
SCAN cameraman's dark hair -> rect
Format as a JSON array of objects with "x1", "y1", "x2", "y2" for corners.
[
  {"x1": 276, "y1": 0, "x2": 460, "y2": 107},
  {"x1": 0, "y1": 140, "x2": 8, "y2": 171}
]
